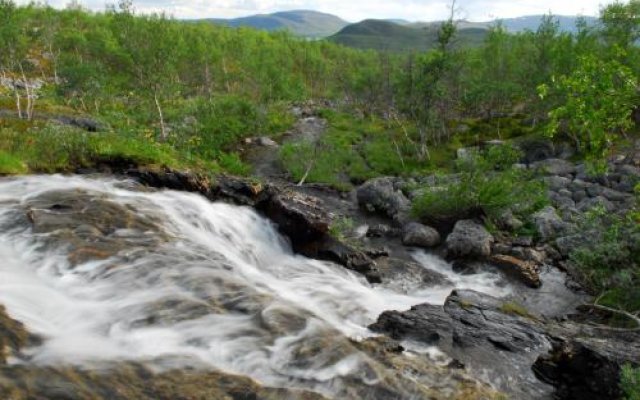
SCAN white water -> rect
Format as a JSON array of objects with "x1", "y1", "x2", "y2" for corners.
[{"x1": 0, "y1": 175, "x2": 511, "y2": 394}]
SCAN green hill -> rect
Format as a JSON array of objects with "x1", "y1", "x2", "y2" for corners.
[
  {"x1": 207, "y1": 10, "x2": 348, "y2": 38},
  {"x1": 328, "y1": 19, "x2": 488, "y2": 52}
]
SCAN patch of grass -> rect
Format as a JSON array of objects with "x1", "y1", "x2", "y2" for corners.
[
  {"x1": 0, "y1": 125, "x2": 220, "y2": 174},
  {"x1": 280, "y1": 111, "x2": 439, "y2": 189},
  {"x1": 621, "y1": 363, "x2": 640, "y2": 400},
  {"x1": 0, "y1": 151, "x2": 28, "y2": 175},
  {"x1": 329, "y1": 216, "x2": 355, "y2": 242},
  {"x1": 499, "y1": 301, "x2": 535, "y2": 319},
  {"x1": 412, "y1": 146, "x2": 548, "y2": 223}
]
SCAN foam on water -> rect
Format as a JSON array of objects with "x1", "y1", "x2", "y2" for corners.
[{"x1": 0, "y1": 175, "x2": 511, "y2": 393}]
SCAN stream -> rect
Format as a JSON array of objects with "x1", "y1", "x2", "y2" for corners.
[{"x1": 0, "y1": 175, "x2": 515, "y2": 398}]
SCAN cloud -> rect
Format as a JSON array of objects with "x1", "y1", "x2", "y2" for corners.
[{"x1": 16, "y1": 0, "x2": 605, "y2": 21}]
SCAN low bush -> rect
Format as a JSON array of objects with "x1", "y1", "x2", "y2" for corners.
[
  {"x1": 412, "y1": 145, "x2": 547, "y2": 223},
  {"x1": 621, "y1": 364, "x2": 640, "y2": 400},
  {"x1": 570, "y1": 195, "x2": 640, "y2": 313}
]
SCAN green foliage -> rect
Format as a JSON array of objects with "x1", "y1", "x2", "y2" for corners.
[
  {"x1": 621, "y1": 364, "x2": 640, "y2": 400},
  {"x1": 412, "y1": 146, "x2": 547, "y2": 222},
  {"x1": 0, "y1": 150, "x2": 27, "y2": 175},
  {"x1": 0, "y1": 125, "x2": 208, "y2": 173},
  {"x1": 539, "y1": 55, "x2": 638, "y2": 169},
  {"x1": 570, "y1": 202, "x2": 640, "y2": 312},
  {"x1": 329, "y1": 216, "x2": 355, "y2": 242}
]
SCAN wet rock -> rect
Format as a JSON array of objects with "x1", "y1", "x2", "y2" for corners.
[
  {"x1": 0, "y1": 306, "x2": 39, "y2": 364},
  {"x1": 446, "y1": 220, "x2": 494, "y2": 259},
  {"x1": 534, "y1": 335, "x2": 640, "y2": 400},
  {"x1": 401, "y1": 222, "x2": 441, "y2": 248},
  {"x1": 533, "y1": 206, "x2": 569, "y2": 241},
  {"x1": 312, "y1": 237, "x2": 380, "y2": 283},
  {"x1": 371, "y1": 303, "x2": 450, "y2": 344},
  {"x1": 24, "y1": 190, "x2": 166, "y2": 266},
  {"x1": 376, "y1": 258, "x2": 451, "y2": 292},
  {"x1": 366, "y1": 224, "x2": 400, "y2": 238},
  {"x1": 0, "y1": 362, "x2": 328, "y2": 400},
  {"x1": 371, "y1": 290, "x2": 552, "y2": 399},
  {"x1": 532, "y1": 159, "x2": 576, "y2": 177},
  {"x1": 356, "y1": 177, "x2": 410, "y2": 220},
  {"x1": 490, "y1": 255, "x2": 541, "y2": 288},
  {"x1": 259, "y1": 190, "x2": 330, "y2": 248}
]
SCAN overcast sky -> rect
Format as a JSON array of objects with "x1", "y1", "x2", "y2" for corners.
[{"x1": 18, "y1": 0, "x2": 609, "y2": 21}]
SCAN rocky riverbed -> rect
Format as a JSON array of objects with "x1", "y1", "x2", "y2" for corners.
[{"x1": 0, "y1": 114, "x2": 639, "y2": 399}]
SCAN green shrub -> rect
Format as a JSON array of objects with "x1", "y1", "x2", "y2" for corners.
[
  {"x1": 412, "y1": 146, "x2": 547, "y2": 222},
  {"x1": 570, "y1": 203, "x2": 640, "y2": 312},
  {"x1": 621, "y1": 364, "x2": 640, "y2": 400},
  {"x1": 218, "y1": 152, "x2": 250, "y2": 176}
]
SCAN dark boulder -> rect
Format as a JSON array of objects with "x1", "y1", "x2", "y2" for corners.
[
  {"x1": 534, "y1": 334, "x2": 640, "y2": 400},
  {"x1": 356, "y1": 177, "x2": 410, "y2": 220},
  {"x1": 401, "y1": 222, "x2": 441, "y2": 248},
  {"x1": 371, "y1": 290, "x2": 553, "y2": 399},
  {"x1": 446, "y1": 220, "x2": 494, "y2": 259}
]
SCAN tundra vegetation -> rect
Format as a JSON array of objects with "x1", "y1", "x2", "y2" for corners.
[{"x1": 0, "y1": 0, "x2": 639, "y2": 393}]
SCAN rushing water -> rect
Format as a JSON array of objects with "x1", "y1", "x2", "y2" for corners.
[{"x1": 0, "y1": 175, "x2": 511, "y2": 396}]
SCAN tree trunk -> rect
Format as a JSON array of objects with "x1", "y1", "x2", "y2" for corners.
[
  {"x1": 154, "y1": 90, "x2": 167, "y2": 141},
  {"x1": 19, "y1": 63, "x2": 34, "y2": 121}
]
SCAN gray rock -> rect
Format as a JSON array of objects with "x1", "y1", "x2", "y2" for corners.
[
  {"x1": 555, "y1": 234, "x2": 591, "y2": 257},
  {"x1": 532, "y1": 159, "x2": 576, "y2": 177},
  {"x1": 371, "y1": 290, "x2": 552, "y2": 399},
  {"x1": 376, "y1": 258, "x2": 451, "y2": 293},
  {"x1": 586, "y1": 185, "x2": 603, "y2": 197},
  {"x1": 401, "y1": 222, "x2": 441, "y2": 248},
  {"x1": 357, "y1": 177, "x2": 410, "y2": 219},
  {"x1": 497, "y1": 210, "x2": 524, "y2": 231},
  {"x1": 572, "y1": 190, "x2": 587, "y2": 203},
  {"x1": 601, "y1": 188, "x2": 631, "y2": 202},
  {"x1": 568, "y1": 179, "x2": 589, "y2": 192},
  {"x1": 534, "y1": 334, "x2": 640, "y2": 400},
  {"x1": 533, "y1": 206, "x2": 569, "y2": 241},
  {"x1": 550, "y1": 193, "x2": 576, "y2": 210},
  {"x1": 558, "y1": 189, "x2": 573, "y2": 198},
  {"x1": 619, "y1": 164, "x2": 640, "y2": 177},
  {"x1": 577, "y1": 196, "x2": 615, "y2": 213},
  {"x1": 366, "y1": 224, "x2": 399, "y2": 238},
  {"x1": 256, "y1": 136, "x2": 278, "y2": 147},
  {"x1": 446, "y1": 220, "x2": 494, "y2": 259},
  {"x1": 544, "y1": 176, "x2": 572, "y2": 191}
]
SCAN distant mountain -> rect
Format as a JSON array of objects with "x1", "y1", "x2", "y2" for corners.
[
  {"x1": 328, "y1": 19, "x2": 487, "y2": 52},
  {"x1": 328, "y1": 15, "x2": 597, "y2": 52},
  {"x1": 202, "y1": 11, "x2": 597, "y2": 50},
  {"x1": 206, "y1": 10, "x2": 348, "y2": 38},
  {"x1": 498, "y1": 15, "x2": 598, "y2": 33}
]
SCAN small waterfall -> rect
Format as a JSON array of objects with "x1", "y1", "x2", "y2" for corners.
[{"x1": 0, "y1": 175, "x2": 511, "y2": 397}]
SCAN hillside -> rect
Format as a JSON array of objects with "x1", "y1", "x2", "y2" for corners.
[
  {"x1": 328, "y1": 19, "x2": 487, "y2": 52},
  {"x1": 207, "y1": 10, "x2": 348, "y2": 38},
  {"x1": 499, "y1": 15, "x2": 598, "y2": 33}
]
